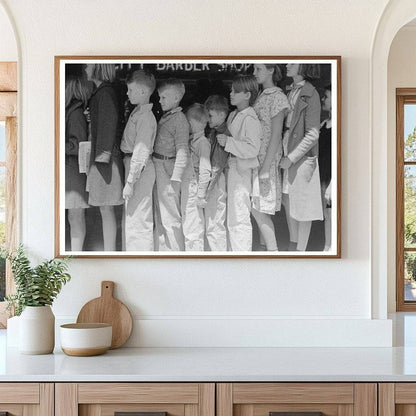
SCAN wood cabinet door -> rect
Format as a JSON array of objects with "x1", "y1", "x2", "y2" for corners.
[
  {"x1": 378, "y1": 383, "x2": 416, "y2": 416},
  {"x1": 55, "y1": 383, "x2": 215, "y2": 416},
  {"x1": 217, "y1": 383, "x2": 377, "y2": 416},
  {"x1": 0, "y1": 383, "x2": 53, "y2": 416}
]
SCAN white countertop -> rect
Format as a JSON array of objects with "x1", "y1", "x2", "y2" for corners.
[
  {"x1": 1, "y1": 331, "x2": 416, "y2": 382},
  {"x1": 2, "y1": 314, "x2": 416, "y2": 382}
]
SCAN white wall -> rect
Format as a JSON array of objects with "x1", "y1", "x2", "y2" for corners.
[
  {"x1": 0, "y1": 3, "x2": 17, "y2": 61},
  {"x1": 0, "y1": 0, "x2": 393, "y2": 346},
  {"x1": 387, "y1": 25, "x2": 416, "y2": 312}
]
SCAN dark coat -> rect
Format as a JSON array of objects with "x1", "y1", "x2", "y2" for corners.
[
  {"x1": 65, "y1": 100, "x2": 89, "y2": 208},
  {"x1": 206, "y1": 121, "x2": 230, "y2": 195},
  {"x1": 86, "y1": 82, "x2": 124, "y2": 206},
  {"x1": 89, "y1": 82, "x2": 121, "y2": 184},
  {"x1": 66, "y1": 100, "x2": 87, "y2": 156}
]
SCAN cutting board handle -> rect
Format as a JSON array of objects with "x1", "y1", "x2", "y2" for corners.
[{"x1": 101, "y1": 281, "x2": 115, "y2": 299}]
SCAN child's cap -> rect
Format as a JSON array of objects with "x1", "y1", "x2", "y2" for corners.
[
  {"x1": 204, "y1": 95, "x2": 229, "y2": 114},
  {"x1": 126, "y1": 70, "x2": 156, "y2": 94},
  {"x1": 185, "y1": 103, "x2": 209, "y2": 124},
  {"x1": 158, "y1": 78, "x2": 186, "y2": 99}
]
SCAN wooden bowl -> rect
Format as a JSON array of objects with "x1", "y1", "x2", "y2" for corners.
[{"x1": 60, "y1": 323, "x2": 112, "y2": 356}]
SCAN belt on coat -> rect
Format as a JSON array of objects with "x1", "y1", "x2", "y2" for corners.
[{"x1": 152, "y1": 152, "x2": 176, "y2": 160}]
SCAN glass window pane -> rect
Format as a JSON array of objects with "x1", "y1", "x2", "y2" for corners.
[
  {"x1": 405, "y1": 104, "x2": 416, "y2": 161},
  {"x1": 0, "y1": 122, "x2": 4, "y2": 302},
  {"x1": 405, "y1": 252, "x2": 416, "y2": 301},
  {"x1": 405, "y1": 165, "x2": 416, "y2": 247}
]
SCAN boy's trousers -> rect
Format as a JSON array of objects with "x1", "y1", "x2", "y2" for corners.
[
  {"x1": 124, "y1": 156, "x2": 155, "y2": 251},
  {"x1": 154, "y1": 158, "x2": 185, "y2": 251},
  {"x1": 227, "y1": 157, "x2": 253, "y2": 251},
  {"x1": 181, "y1": 172, "x2": 205, "y2": 251},
  {"x1": 205, "y1": 172, "x2": 227, "y2": 251}
]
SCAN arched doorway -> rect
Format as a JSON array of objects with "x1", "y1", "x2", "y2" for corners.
[{"x1": 371, "y1": 0, "x2": 416, "y2": 319}]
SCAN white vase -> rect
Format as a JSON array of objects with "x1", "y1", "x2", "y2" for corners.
[{"x1": 19, "y1": 305, "x2": 55, "y2": 354}]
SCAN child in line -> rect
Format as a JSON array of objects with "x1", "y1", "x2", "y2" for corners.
[
  {"x1": 65, "y1": 75, "x2": 91, "y2": 251},
  {"x1": 280, "y1": 63, "x2": 323, "y2": 251},
  {"x1": 120, "y1": 70, "x2": 157, "y2": 251},
  {"x1": 217, "y1": 75, "x2": 262, "y2": 251},
  {"x1": 183, "y1": 104, "x2": 211, "y2": 251},
  {"x1": 204, "y1": 95, "x2": 230, "y2": 251},
  {"x1": 153, "y1": 79, "x2": 190, "y2": 251},
  {"x1": 84, "y1": 63, "x2": 124, "y2": 251},
  {"x1": 252, "y1": 64, "x2": 289, "y2": 251}
]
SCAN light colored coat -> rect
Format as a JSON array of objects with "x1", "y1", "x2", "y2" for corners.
[
  {"x1": 286, "y1": 81, "x2": 323, "y2": 221},
  {"x1": 225, "y1": 107, "x2": 261, "y2": 173}
]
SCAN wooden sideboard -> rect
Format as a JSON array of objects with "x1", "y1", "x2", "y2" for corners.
[{"x1": 1, "y1": 381, "x2": 415, "y2": 416}]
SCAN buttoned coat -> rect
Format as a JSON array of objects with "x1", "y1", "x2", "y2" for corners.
[
  {"x1": 87, "y1": 81, "x2": 124, "y2": 206},
  {"x1": 286, "y1": 81, "x2": 323, "y2": 221}
]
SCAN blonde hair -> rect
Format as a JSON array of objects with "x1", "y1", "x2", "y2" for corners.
[
  {"x1": 158, "y1": 78, "x2": 186, "y2": 100},
  {"x1": 126, "y1": 70, "x2": 156, "y2": 94},
  {"x1": 186, "y1": 103, "x2": 209, "y2": 124},
  {"x1": 90, "y1": 64, "x2": 116, "y2": 82},
  {"x1": 65, "y1": 76, "x2": 91, "y2": 108}
]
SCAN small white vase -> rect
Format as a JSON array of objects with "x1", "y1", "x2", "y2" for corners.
[{"x1": 19, "y1": 305, "x2": 55, "y2": 354}]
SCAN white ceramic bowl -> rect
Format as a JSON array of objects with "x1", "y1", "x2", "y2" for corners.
[{"x1": 60, "y1": 323, "x2": 112, "y2": 356}]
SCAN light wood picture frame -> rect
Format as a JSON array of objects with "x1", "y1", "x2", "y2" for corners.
[{"x1": 55, "y1": 56, "x2": 341, "y2": 258}]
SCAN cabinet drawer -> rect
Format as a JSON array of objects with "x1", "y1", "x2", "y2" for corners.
[
  {"x1": 217, "y1": 383, "x2": 376, "y2": 416},
  {"x1": 0, "y1": 383, "x2": 39, "y2": 403},
  {"x1": 56, "y1": 383, "x2": 215, "y2": 416},
  {"x1": 78, "y1": 383, "x2": 200, "y2": 404},
  {"x1": 0, "y1": 383, "x2": 53, "y2": 416}
]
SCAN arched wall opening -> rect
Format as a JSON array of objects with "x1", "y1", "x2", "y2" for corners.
[
  {"x1": 387, "y1": 18, "x2": 416, "y2": 313},
  {"x1": 371, "y1": 0, "x2": 416, "y2": 319}
]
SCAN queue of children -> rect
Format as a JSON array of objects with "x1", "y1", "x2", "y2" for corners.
[{"x1": 65, "y1": 63, "x2": 332, "y2": 252}]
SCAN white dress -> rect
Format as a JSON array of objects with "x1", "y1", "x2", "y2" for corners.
[{"x1": 252, "y1": 87, "x2": 289, "y2": 214}]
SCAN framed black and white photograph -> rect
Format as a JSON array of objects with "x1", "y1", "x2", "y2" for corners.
[{"x1": 55, "y1": 56, "x2": 341, "y2": 258}]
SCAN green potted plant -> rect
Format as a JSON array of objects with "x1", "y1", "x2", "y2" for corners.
[{"x1": 2, "y1": 245, "x2": 71, "y2": 354}]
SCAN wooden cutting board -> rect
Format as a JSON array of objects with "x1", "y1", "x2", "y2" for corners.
[{"x1": 76, "y1": 281, "x2": 133, "y2": 349}]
